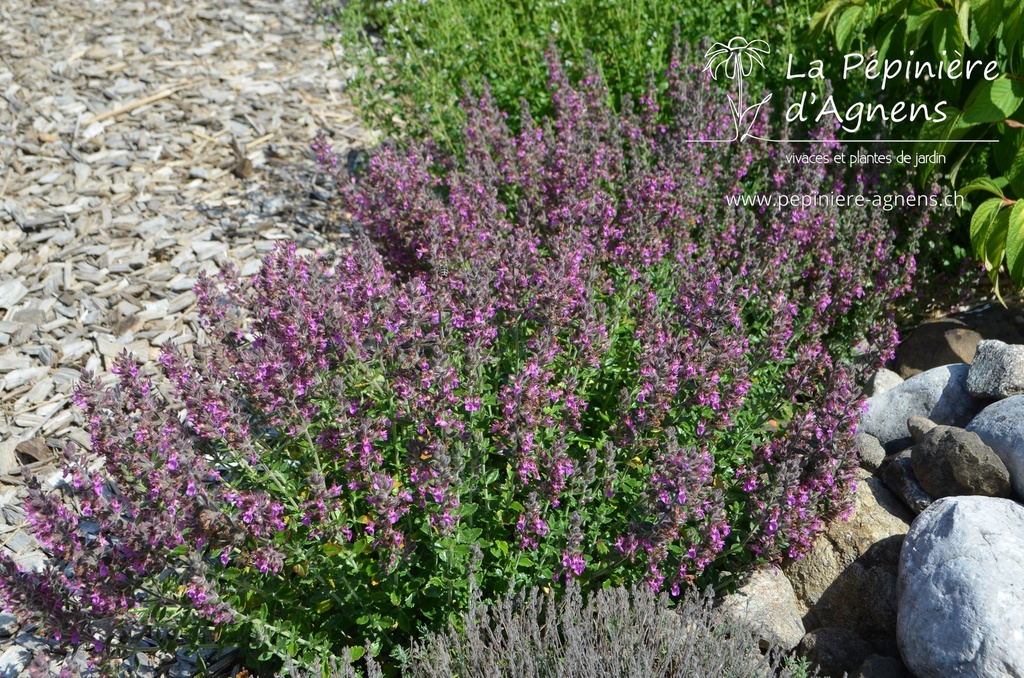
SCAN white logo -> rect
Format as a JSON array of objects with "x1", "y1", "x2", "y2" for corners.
[{"x1": 703, "y1": 37, "x2": 773, "y2": 142}]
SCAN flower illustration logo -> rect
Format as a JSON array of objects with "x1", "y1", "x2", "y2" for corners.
[{"x1": 704, "y1": 37, "x2": 773, "y2": 142}]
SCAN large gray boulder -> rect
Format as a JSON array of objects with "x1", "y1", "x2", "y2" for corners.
[
  {"x1": 911, "y1": 425, "x2": 1011, "y2": 499},
  {"x1": 716, "y1": 568, "x2": 805, "y2": 652},
  {"x1": 965, "y1": 395, "x2": 1024, "y2": 499},
  {"x1": 897, "y1": 496, "x2": 1024, "y2": 678},
  {"x1": 965, "y1": 339, "x2": 1024, "y2": 399},
  {"x1": 861, "y1": 364, "x2": 983, "y2": 452}
]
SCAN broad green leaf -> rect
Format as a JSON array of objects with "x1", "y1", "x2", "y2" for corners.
[
  {"x1": 985, "y1": 207, "x2": 1010, "y2": 270},
  {"x1": 994, "y1": 126, "x2": 1024, "y2": 176},
  {"x1": 918, "y1": 106, "x2": 978, "y2": 182},
  {"x1": 905, "y1": 6, "x2": 941, "y2": 43},
  {"x1": 957, "y1": 0, "x2": 970, "y2": 43},
  {"x1": 811, "y1": 0, "x2": 854, "y2": 37},
  {"x1": 459, "y1": 527, "x2": 483, "y2": 542},
  {"x1": 971, "y1": 196, "x2": 1004, "y2": 256},
  {"x1": 931, "y1": 9, "x2": 964, "y2": 57},
  {"x1": 835, "y1": 6, "x2": 863, "y2": 50},
  {"x1": 969, "y1": 0, "x2": 1003, "y2": 50},
  {"x1": 349, "y1": 646, "x2": 366, "y2": 661},
  {"x1": 1008, "y1": 145, "x2": 1024, "y2": 198},
  {"x1": 1005, "y1": 201, "x2": 1024, "y2": 285},
  {"x1": 875, "y1": 18, "x2": 902, "y2": 63},
  {"x1": 1006, "y1": 2, "x2": 1024, "y2": 47},
  {"x1": 962, "y1": 78, "x2": 1024, "y2": 125},
  {"x1": 958, "y1": 177, "x2": 1006, "y2": 199},
  {"x1": 986, "y1": 208, "x2": 1011, "y2": 305}
]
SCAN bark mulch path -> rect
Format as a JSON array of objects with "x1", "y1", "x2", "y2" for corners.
[{"x1": 0, "y1": 0, "x2": 374, "y2": 673}]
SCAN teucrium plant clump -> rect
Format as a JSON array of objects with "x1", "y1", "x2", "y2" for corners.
[
  {"x1": 0, "y1": 52, "x2": 936, "y2": 674},
  {"x1": 407, "y1": 581, "x2": 818, "y2": 678}
]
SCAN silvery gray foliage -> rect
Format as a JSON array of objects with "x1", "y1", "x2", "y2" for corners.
[
  {"x1": 284, "y1": 646, "x2": 383, "y2": 678},
  {"x1": 404, "y1": 582, "x2": 815, "y2": 678}
]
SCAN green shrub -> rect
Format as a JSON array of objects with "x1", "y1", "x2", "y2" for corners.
[
  {"x1": 814, "y1": 0, "x2": 1024, "y2": 298},
  {"x1": 0, "y1": 54, "x2": 937, "y2": 676},
  {"x1": 319, "y1": 0, "x2": 822, "y2": 146}
]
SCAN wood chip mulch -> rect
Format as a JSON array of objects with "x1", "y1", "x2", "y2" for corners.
[{"x1": 0, "y1": 0, "x2": 376, "y2": 673}]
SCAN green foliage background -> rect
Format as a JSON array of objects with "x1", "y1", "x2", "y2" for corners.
[
  {"x1": 815, "y1": 0, "x2": 1024, "y2": 297},
  {"x1": 318, "y1": 0, "x2": 823, "y2": 147}
]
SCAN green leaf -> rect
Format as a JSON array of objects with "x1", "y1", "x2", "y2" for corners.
[
  {"x1": 931, "y1": 9, "x2": 964, "y2": 56},
  {"x1": 918, "y1": 106, "x2": 980, "y2": 181},
  {"x1": 1007, "y1": 144, "x2": 1024, "y2": 198},
  {"x1": 905, "y1": 6, "x2": 941, "y2": 43},
  {"x1": 971, "y1": 196, "x2": 1005, "y2": 257},
  {"x1": 835, "y1": 6, "x2": 863, "y2": 51},
  {"x1": 875, "y1": 18, "x2": 902, "y2": 64},
  {"x1": 969, "y1": 0, "x2": 1003, "y2": 50},
  {"x1": 1005, "y1": 2, "x2": 1024, "y2": 47},
  {"x1": 349, "y1": 646, "x2": 366, "y2": 662},
  {"x1": 459, "y1": 527, "x2": 483, "y2": 542},
  {"x1": 985, "y1": 207, "x2": 1010, "y2": 270},
  {"x1": 810, "y1": 0, "x2": 854, "y2": 37},
  {"x1": 957, "y1": 0, "x2": 970, "y2": 43},
  {"x1": 1005, "y1": 201, "x2": 1024, "y2": 286},
  {"x1": 322, "y1": 542, "x2": 344, "y2": 557},
  {"x1": 962, "y1": 78, "x2": 1024, "y2": 125},
  {"x1": 959, "y1": 177, "x2": 1006, "y2": 199},
  {"x1": 994, "y1": 126, "x2": 1024, "y2": 177}
]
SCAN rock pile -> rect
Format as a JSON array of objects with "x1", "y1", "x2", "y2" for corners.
[{"x1": 719, "y1": 336, "x2": 1024, "y2": 678}]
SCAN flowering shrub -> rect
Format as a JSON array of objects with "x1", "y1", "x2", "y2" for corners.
[{"x1": 0, "y1": 52, "x2": 937, "y2": 674}]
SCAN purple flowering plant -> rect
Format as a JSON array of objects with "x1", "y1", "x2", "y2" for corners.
[{"x1": 0, "y1": 48, "x2": 938, "y2": 674}]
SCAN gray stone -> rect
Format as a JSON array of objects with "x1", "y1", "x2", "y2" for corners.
[
  {"x1": 866, "y1": 368, "x2": 903, "y2": 397},
  {"x1": 852, "y1": 654, "x2": 909, "y2": 678},
  {"x1": 966, "y1": 339, "x2": 1024, "y2": 398},
  {"x1": 716, "y1": 567, "x2": 805, "y2": 652},
  {"x1": 879, "y1": 450, "x2": 933, "y2": 514},
  {"x1": 893, "y1": 318, "x2": 981, "y2": 379},
  {"x1": 911, "y1": 425, "x2": 1011, "y2": 498},
  {"x1": 965, "y1": 395, "x2": 1024, "y2": 499},
  {"x1": 905, "y1": 416, "x2": 936, "y2": 443},
  {"x1": 897, "y1": 496, "x2": 1024, "y2": 678},
  {"x1": 798, "y1": 627, "x2": 873, "y2": 678},
  {"x1": 861, "y1": 364, "x2": 983, "y2": 453},
  {"x1": 783, "y1": 469, "x2": 912, "y2": 641},
  {"x1": 854, "y1": 432, "x2": 886, "y2": 472}
]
